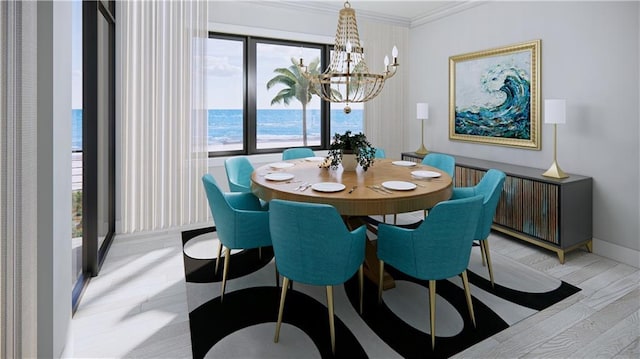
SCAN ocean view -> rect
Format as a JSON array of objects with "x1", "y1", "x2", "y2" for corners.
[
  {"x1": 71, "y1": 109, "x2": 363, "y2": 151},
  {"x1": 72, "y1": 109, "x2": 83, "y2": 151}
]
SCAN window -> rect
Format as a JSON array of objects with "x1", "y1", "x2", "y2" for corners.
[
  {"x1": 73, "y1": 0, "x2": 116, "y2": 313},
  {"x1": 71, "y1": 0, "x2": 83, "y2": 300},
  {"x1": 208, "y1": 36, "x2": 244, "y2": 152},
  {"x1": 207, "y1": 33, "x2": 364, "y2": 156}
]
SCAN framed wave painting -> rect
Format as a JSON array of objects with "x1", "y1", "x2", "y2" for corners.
[{"x1": 449, "y1": 40, "x2": 541, "y2": 149}]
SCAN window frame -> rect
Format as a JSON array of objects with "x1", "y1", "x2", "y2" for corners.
[
  {"x1": 75, "y1": 0, "x2": 116, "y2": 314},
  {"x1": 208, "y1": 32, "x2": 335, "y2": 157}
]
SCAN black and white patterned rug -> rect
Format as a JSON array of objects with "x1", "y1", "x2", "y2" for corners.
[{"x1": 182, "y1": 226, "x2": 580, "y2": 359}]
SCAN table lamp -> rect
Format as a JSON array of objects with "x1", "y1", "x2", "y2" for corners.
[
  {"x1": 415, "y1": 103, "x2": 429, "y2": 155},
  {"x1": 542, "y1": 99, "x2": 569, "y2": 179}
]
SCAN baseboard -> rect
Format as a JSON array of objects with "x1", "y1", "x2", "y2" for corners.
[{"x1": 593, "y1": 237, "x2": 640, "y2": 268}]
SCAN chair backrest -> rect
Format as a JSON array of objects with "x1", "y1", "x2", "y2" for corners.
[
  {"x1": 473, "y1": 169, "x2": 506, "y2": 240},
  {"x1": 421, "y1": 153, "x2": 455, "y2": 178},
  {"x1": 269, "y1": 199, "x2": 366, "y2": 286},
  {"x1": 388, "y1": 195, "x2": 483, "y2": 280},
  {"x1": 202, "y1": 174, "x2": 270, "y2": 249},
  {"x1": 374, "y1": 148, "x2": 386, "y2": 159},
  {"x1": 282, "y1": 147, "x2": 315, "y2": 161},
  {"x1": 224, "y1": 156, "x2": 254, "y2": 193}
]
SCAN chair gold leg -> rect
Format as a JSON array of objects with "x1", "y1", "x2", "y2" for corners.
[
  {"x1": 483, "y1": 240, "x2": 495, "y2": 287},
  {"x1": 378, "y1": 260, "x2": 385, "y2": 304},
  {"x1": 326, "y1": 286, "x2": 336, "y2": 354},
  {"x1": 429, "y1": 280, "x2": 436, "y2": 350},
  {"x1": 214, "y1": 242, "x2": 222, "y2": 276},
  {"x1": 358, "y1": 264, "x2": 364, "y2": 315},
  {"x1": 274, "y1": 277, "x2": 289, "y2": 343},
  {"x1": 479, "y1": 240, "x2": 486, "y2": 267},
  {"x1": 221, "y1": 247, "x2": 231, "y2": 302},
  {"x1": 461, "y1": 270, "x2": 476, "y2": 327}
]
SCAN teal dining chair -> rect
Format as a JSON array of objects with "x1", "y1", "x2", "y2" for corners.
[
  {"x1": 388, "y1": 153, "x2": 456, "y2": 225},
  {"x1": 224, "y1": 156, "x2": 254, "y2": 193},
  {"x1": 397, "y1": 152, "x2": 456, "y2": 222},
  {"x1": 377, "y1": 195, "x2": 484, "y2": 350},
  {"x1": 269, "y1": 199, "x2": 367, "y2": 355},
  {"x1": 282, "y1": 147, "x2": 315, "y2": 160},
  {"x1": 201, "y1": 174, "x2": 273, "y2": 302},
  {"x1": 450, "y1": 169, "x2": 506, "y2": 287},
  {"x1": 421, "y1": 153, "x2": 455, "y2": 178}
]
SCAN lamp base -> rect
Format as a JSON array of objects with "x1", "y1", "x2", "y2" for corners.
[
  {"x1": 542, "y1": 160, "x2": 569, "y2": 179},
  {"x1": 415, "y1": 144, "x2": 428, "y2": 155}
]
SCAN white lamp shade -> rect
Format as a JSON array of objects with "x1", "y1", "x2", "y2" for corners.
[
  {"x1": 545, "y1": 99, "x2": 566, "y2": 124},
  {"x1": 417, "y1": 103, "x2": 429, "y2": 120}
]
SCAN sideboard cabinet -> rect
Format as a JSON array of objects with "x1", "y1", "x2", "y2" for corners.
[{"x1": 401, "y1": 152, "x2": 593, "y2": 263}]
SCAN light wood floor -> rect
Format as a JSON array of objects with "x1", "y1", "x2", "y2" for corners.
[{"x1": 65, "y1": 223, "x2": 639, "y2": 358}]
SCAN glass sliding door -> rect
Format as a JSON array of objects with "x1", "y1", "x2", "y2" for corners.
[
  {"x1": 71, "y1": 0, "x2": 83, "y2": 306},
  {"x1": 96, "y1": 4, "x2": 112, "y2": 252},
  {"x1": 74, "y1": 0, "x2": 115, "y2": 312}
]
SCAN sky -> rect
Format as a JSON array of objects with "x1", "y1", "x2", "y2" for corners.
[
  {"x1": 209, "y1": 38, "x2": 324, "y2": 110},
  {"x1": 72, "y1": 0, "x2": 82, "y2": 109}
]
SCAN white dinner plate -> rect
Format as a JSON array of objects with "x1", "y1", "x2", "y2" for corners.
[
  {"x1": 265, "y1": 173, "x2": 295, "y2": 181},
  {"x1": 311, "y1": 182, "x2": 346, "y2": 193},
  {"x1": 411, "y1": 170, "x2": 441, "y2": 179},
  {"x1": 391, "y1": 160, "x2": 417, "y2": 167},
  {"x1": 304, "y1": 156, "x2": 325, "y2": 162},
  {"x1": 269, "y1": 162, "x2": 295, "y2": 169},
  {"x1": 382, "y1": 181, "x2": 417, "y2": 191}
]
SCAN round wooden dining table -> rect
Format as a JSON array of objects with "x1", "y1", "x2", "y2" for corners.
[
  {"x1": 251, "y1": 158, "x2": 453, "y2": 216},
  {"x1": 251, "y1": 157, "x2": 453, "y2": 289}
]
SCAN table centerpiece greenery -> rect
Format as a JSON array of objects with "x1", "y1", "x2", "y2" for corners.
[{"x1": 325, "y1": 130, "x2": 377, "y2": 171}]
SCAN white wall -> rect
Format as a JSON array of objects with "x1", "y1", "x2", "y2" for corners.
[
  {"x1": 210, "y1": 1, "x2": 336, "y2": 40},
  {"x1": 408, "y1": 1, "x2": 639, "y2": 265},
  {"x1": 37, "y1": 1, "x2": 73, "y2": 356}
]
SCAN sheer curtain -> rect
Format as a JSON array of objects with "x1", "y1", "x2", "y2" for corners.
[
  {"x1": 119, "y1": 1, "x2": 209, "y2": 233},
  {"x1": 359, "y1": 22, "x2": 409, "y2": 159},
  {"x1": 1, "y1": 1, "x2": 38, "y2": 357}
]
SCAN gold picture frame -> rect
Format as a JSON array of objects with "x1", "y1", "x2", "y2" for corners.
[{"x1": 449, "y1": 40, "x2": 541, "y2": 149}]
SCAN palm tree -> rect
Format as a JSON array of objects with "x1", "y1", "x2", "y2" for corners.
[{"x1": 266, "y1": 57, "x2": 320, "y2": 146}]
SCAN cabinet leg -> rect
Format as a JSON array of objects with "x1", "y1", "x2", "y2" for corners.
[
  {"x1": 557, "y1": 251, "x2": 565, "y2": 264},
  {"x1": 585, "y1": 240, "x2": 593, "y2": 253}
]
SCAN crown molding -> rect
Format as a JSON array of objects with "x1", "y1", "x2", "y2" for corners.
[
  {"x1": 243, "y1": 1, "x2": 487, "y2": 28},
  {"x1": 410, "y1": 1, "x2": 488, "y2": 28},
  {"x1": 251, "y1": 1, "x2": 411, "y2": 27}
]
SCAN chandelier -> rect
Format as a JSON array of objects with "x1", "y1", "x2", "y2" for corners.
[{"x1": 298, "y1": 1, "x2": 399, "y2": 114}]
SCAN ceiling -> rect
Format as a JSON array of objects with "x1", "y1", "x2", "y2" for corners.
[
  {"x1": 272, "y1": 1, "x2": 480, "y2": 27},
  {"x1": 300, "y1": 1, "x2": 449, "y2": 18}
]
